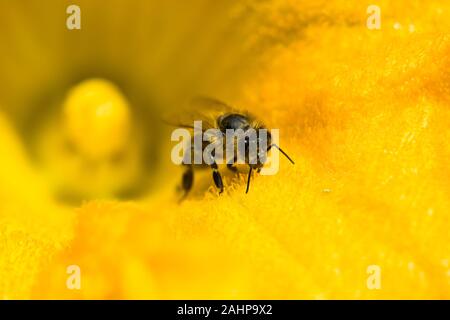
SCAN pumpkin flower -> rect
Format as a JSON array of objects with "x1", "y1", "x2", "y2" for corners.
[{"x1": 0, "y1": 0, "x2": 449, "y2": 299}]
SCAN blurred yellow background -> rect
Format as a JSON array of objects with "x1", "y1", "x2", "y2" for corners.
[{"x1": 0, "y1": 0, "x2": 449, "y2": 299}]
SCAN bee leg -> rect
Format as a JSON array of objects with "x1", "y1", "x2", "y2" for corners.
[
  {"x1": 226, "y1": 156, "x2": 238, "y2": 173},
  {"x1": 179, "y1": 164, "x2": 193, "y2": 202},
  {"x1": 211, "y1": 162, "x2": 224, "y2": 194}
]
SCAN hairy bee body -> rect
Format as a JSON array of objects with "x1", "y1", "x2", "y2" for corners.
[{"x1": 166, "y1": 97, "x2": 294, "y2": 201}]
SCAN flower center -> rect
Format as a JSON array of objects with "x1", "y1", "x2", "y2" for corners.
[{"x1": 63, "y1": 78, "x2": 131, "y2": 159}]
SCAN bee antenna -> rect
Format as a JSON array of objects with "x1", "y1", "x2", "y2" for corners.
[
  {"x1": 246, "y1": 167, "x2": 253, "y2": 194},
  {"x1": 270, "y1": 144, "x2": 295, "y2": 165}
]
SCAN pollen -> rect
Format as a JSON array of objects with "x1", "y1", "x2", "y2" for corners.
[{"x1": 63, "y1": 79, "x2": 131, "y2": 159}]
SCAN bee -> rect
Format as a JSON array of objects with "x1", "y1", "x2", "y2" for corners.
[{"x1": 165, "y1": 97, "x2": 294, "y2": 201}]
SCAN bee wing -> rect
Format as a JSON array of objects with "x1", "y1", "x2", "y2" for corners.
[
  {"x1": 188, "y1": 96, "x2": 236, "y2": 113},
  {"x1": 162, "y1": 96, "x2": 237, "y2": 130}
]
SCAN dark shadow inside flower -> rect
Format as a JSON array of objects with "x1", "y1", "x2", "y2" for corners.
[
  {"x1": 18, "y1": 70, "x2": 163, "y2": 204},
  {"x1": 0, "y1": 0, "x2": 263, "y2": 204},
  {"x1": 0, "y1": 0, "x2": 325, "y2": 205}
]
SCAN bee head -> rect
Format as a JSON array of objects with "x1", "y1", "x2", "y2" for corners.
[{"x1": 244, "y1": 127, "x2": 271, "y2": 168}]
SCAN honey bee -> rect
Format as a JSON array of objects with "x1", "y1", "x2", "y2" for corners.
[{"x1": 165, "y1": 97, "x2": 294, "y2": 201}]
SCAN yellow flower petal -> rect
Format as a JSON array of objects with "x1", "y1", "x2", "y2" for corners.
[
  {"x1": 0, "y1": 112, "x2": 73, "y2": 299},
  {"x1": 1, "y1": 0, "x2": 449, "y2": 299}
]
